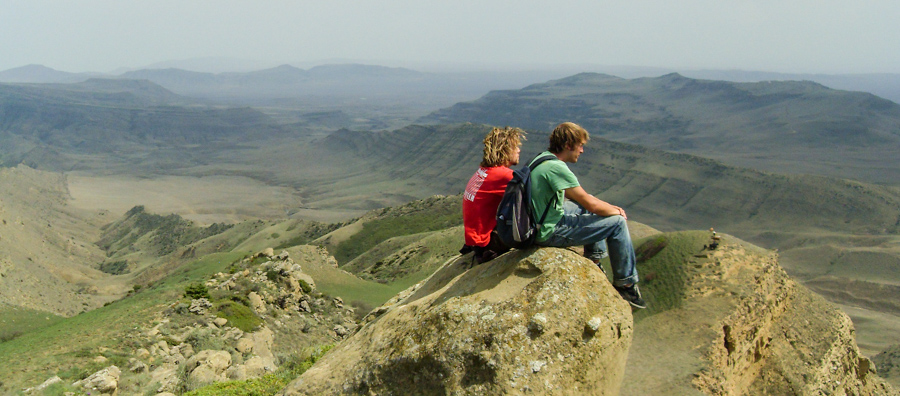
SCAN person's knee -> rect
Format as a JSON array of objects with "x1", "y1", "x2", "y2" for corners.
[{"x1": 610, "y1": 215, "x2": 630, "y2": 235}]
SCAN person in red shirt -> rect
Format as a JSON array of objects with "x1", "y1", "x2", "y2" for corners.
[{"x1": 461, "y1": 126, "x2": 525, "y2": 264}]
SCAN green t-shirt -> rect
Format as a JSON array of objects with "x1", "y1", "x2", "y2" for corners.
[{"x1": 529, "y1": 151, "x2": 580, "y2": 242}]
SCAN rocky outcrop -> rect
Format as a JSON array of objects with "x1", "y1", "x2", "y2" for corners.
[
  {"x1": 23, "y1": 246, "x2": 358, "y2": 395},
  {"x1": 623, "y1": 232, "x2": 895, "y2": 395},
  {"x1": 72, "y1": 365, "x2": 121, "y2": 395},
  {"x1": 281, "y1": 248, "x2": 634, "y2": 395}
]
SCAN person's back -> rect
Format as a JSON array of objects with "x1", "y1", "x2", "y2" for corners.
[
  {"x1": 528, "y1": 122, "x2": 646, "y2": 309},
  {"x1": 461, "y1": 127, "x2": 525, "y2": 263}
]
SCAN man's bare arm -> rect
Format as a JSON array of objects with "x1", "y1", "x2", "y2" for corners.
[{"x1": 564, "y1": 186, "x2": 627, "y2": 219}]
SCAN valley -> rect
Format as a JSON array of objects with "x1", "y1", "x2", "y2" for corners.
[{"x1": 1, "y1": 67, "x2": 899, "y2": 393}]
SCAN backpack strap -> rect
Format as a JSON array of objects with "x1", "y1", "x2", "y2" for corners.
[
  {"x1": 528, "y1": 153, "x2": 558, "y2": 172},
  {"x1": 528, "y1": 154, "x2": 561, "y2": 230}
]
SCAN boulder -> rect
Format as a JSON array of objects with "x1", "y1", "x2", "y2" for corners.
[
  {"x1": 24, "y1": 376, "x2": 61, "y2": 394},
  {"x1": 242, "y1": 355, "x2": 274, "y2": 377},
  {"x1": 185, "y1": 349, "x2": 232, "y2": 374},
  {"x1": 249, "y1": 291, "x2": 267, "y2": 313},
  {"x1": 189, "y1": 298, "x2": 213, "y2": 315},
  {"x1": 184, "y1": 350, "x2": 232, "y2": 390},
  {"x1": 280, "y1": 248, "x2": 633, "y2": 395},
  {"x1": 73, "y1": 365, "x2": 120, "y2": 394},
  {"x1": 150, "y1": 365, "x2": 179, "y2": 393},
  {"x1": 188, "y1": 365, "x2": 222, "y2": 390}
]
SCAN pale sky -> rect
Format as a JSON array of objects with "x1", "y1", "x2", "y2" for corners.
[{"x1": 1, "y1": 0, "x2": 898, "y2": 74}]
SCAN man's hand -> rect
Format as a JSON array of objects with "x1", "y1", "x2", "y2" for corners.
[{"x1": 612, "y1": 205, "x2": 628, "y2": 220}]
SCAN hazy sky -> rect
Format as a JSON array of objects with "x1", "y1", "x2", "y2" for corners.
[{"x1": 2, "y1": 0, "x2": 898, "y2": 74}]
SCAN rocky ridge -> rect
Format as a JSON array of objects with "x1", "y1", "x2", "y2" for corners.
[
  {"x1": 283, "y1": 232, "x2": 896, "y2": 395},
  {"x1": 624, "y1": 232, "x2": 895, "y2": 395},
  {"x1": 21, "y1": 246, "x2": 358, "y2": 395}
]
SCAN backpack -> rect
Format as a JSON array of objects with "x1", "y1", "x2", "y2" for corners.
[{"x1": 494, "y1": 154, "x2": 559, "y2": 249}]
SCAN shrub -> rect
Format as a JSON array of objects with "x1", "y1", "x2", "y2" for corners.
[
  {"x1": 184, "y1": 328, "x2": 229, "y2": 352},
  {"x1": 184, "y1": 283, "x2": 210, "y2": 299},
  {"x1": 99, "y1": 260, "x2": 129, "y2": 275},
  {"x1": 266, "y1": 269, "x2": 282, "y2": 283},
  {"x1": 298, "y1": 279, "x2": 313, "y2": 294},
  {"x1": 0, "y1": 330, "x2": 22, "y2": 343}
]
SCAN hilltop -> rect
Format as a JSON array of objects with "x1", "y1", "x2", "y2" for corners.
[
  {"x1": 3, "y1": 186, "x2": 896, "y2": 393},
  {"x1": 283, "y1": 231, "x2": 894, "y2": 394}
]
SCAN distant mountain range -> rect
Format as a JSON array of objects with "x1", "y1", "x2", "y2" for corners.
[
  {"x1": 421, "y1": 73, "x2": 900, "y2": 184},
  {"x1": 0, "y1": 79, "x2": 288, "y2": 170},
  {"x1": 3, "y1": 63, "x2": 900, "y2": 105}
]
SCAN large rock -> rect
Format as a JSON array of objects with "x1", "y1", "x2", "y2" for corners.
[
  {"x1": 184, "y1": 350, "x2": 232, "y2": 390},
  {"x1": 280, "y1": 248, "x2": 633, "y2": 395},
  {"x1": 72, "y1": 365, "x2": 120, "y2": 395}
]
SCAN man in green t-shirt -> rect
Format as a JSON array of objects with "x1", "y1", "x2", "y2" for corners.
[{"x1": 529, "y1": 122, "x2": 645, "y2": 309}]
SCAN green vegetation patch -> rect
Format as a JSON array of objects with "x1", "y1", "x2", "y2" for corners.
[
  {"x1": 99, "y1": 205, "x2": 234, "y2": 257},
  {"x1": 0, "y1": 251, "x2": 247, "y2": 391},
  {"x1": 216, "y1": 300, "x2": 262, "y2": 333},
  {"x1": 274, "y1": 221, "x2": 344, "y2": 250},
  {"x1": 99, "y1": 260, "x2": 130, "y2": 275},
  {"x1": 621, "y1": 231, "x2": 711, "y2": 322},
  {"x1": 184, "y1": 282, "x2": 211, "y2": 299},
  {"x1": 0, "y1": 304, "x2": 65, "y2": 344},
  {"x1": 331, "y1": 198, "x2": 462, "y2": 264}
]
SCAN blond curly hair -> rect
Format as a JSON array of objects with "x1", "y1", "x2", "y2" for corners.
[{"x1": 481, "y1": 126, "x2": 526, "y2": 167}]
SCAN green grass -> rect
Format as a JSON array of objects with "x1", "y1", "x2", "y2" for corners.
[
  {"x1": 0, "y1": 305, "x2": 65, "y2": 344},
  {"x1": 184, "y1": 344, "x2": 333, "y2": 396},
  {"x1": 0, "y1": 251, "x2": 248, "y2": 392},
  {"x1": 605, "y1": 231, "x2": 711, "y2": 322},
  {"x1": 330, "y1": 202, "x2": 461, "y2": 265},
  {"x1": 215, "y1": 300, "x2": 263, "y2": 333}
]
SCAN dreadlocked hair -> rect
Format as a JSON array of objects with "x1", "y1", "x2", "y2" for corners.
[{"x1": 481, "y1": 126, "x2": 526, "y2": 167}]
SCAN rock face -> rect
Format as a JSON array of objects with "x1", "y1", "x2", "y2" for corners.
[
  {"x1": 281, "y1": 248, "x2": 634, "y2": 395},
  {"x1": 72, "y1": 365, "x2": 121, "y2": 394},
  {"x1": 622, "y1": 232, "x2": 896, "y2": 395},
  {"x1": 694, "y1": 245, "x2": 894, "y2": 395}
]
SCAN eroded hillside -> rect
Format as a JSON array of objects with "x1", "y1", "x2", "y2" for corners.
[
  {"x1": 420, "y1": 73, "x2": 900, "y2": 184},
  {"x1": 0, "y1": 165, "x2": 109, "y2": 315}
]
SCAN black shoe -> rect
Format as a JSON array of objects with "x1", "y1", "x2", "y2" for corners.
[
  {"x1": 591, "y1": 260, "x2": 606, "y2": 275},
  {"x1": 615, "y1": 284, "x2": 646, "y2": 309},
  {"x1": 587, "y1": 250, "x2": 608, "y2": 274}
]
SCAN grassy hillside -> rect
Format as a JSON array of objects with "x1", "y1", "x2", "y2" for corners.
[
  {"x1": 0, "y1": 251, "x2": 246, "y2": 392},
  {"x1": 302, "y1": 124, "x2": 900, "y2": 240},
  {"x1": 421, "y1": 73, "x2": 900, "y2": 184}
]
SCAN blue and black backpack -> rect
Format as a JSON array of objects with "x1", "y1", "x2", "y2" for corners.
[{"x1": 495, "y1": 154, "x2": 559, "y2": 249}]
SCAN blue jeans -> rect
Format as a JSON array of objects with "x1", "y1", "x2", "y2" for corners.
[{"x1": 536, "y1": 200, "x2": 639, "y2": 287}]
